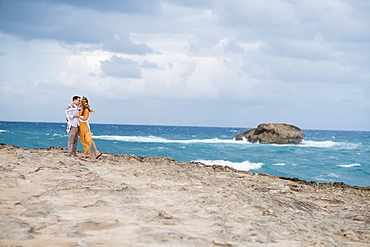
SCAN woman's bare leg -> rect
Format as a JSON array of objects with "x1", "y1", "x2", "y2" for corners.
[{"x1": 90, "y1": 140, "x2": 102, "y2": 158}]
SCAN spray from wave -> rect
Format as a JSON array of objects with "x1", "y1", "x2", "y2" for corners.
[
  {"x1": 337, "y1": 163, "x2": 361, "y2": 168},
  {"x1": 93, "y1": 135, "x2": 246, "y2": 144},
  {"x1": 300, "y1": 140, "x2": 360, "y2": 149},
  {"x1": 93, "y1": 135, "x2": 360, "y2": 150},
  {"x1": 193, "y1": 159, "x2": 264, "y2": 171}
]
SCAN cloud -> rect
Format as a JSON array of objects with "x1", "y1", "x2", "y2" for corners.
[
  {"x1": 100, "y1": 56, "x2": 142, "y2": 79},
  {"x1": 0, "y1": 0, "x2": 154, "y2": 54},
  {"x1": 0, "y1": 0, "x2": 369, "y2": 130},
  {"x1": 51, "y1": 0, "x2": 162, "y2": 14},
  {"x1": 223, "y1": 40, "x2": 245, "y2": 53},
  {"x1": 102, "y1": 33, "x2": 152, "y2": 54},
  {"x1": 140, "y1": 60, "x2": 159, "y2": 69}
]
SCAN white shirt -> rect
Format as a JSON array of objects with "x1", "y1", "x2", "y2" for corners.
[{"x1": 65, "y1": 103, "x2": 81, "y2": 132}]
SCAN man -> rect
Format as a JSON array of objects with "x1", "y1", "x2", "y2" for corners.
[{"x1": 65, "y1": 95, "x2": 81, "y2": 157}]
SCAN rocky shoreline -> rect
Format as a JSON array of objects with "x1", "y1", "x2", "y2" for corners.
[{"x1": 0, "y1": 144, "x2": 369, "y2": 246}]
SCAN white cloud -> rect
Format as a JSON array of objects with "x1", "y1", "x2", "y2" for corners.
[
  {"x1": 102, "y1": 33, "x2": 153, "y2": 54},
  {"x1": 100, "y1": 56, "x2": 142, "y2": 79}
]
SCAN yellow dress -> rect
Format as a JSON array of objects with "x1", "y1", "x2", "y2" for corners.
[{"x1": 79, "y1": 109, "x2": 93, "y2": 154}]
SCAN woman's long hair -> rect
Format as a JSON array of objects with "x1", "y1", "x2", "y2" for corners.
[{"x1": 81, "y1": 96, "x2": 93, "y2": 115}]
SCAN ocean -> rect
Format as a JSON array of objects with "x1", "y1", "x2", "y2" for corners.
[{"x1": 0, "y1": 121, "x2": 369, "y2": 187}]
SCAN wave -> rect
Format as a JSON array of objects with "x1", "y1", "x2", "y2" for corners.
[
  {"x1": 337, "y1": 163, "x2": 361, "y2": 168},
  {"x1": 93, "y1": 135, "x2": 247, "y2": 144},
  {"x1": 315, "y1": 173, "x2": 340, "y2": 181},
  {"x1": 93, "y1": 135, "x2": 360, "y2": 150},
  {"x1": 52, "y1": 133, "x2": 65, "y2": 137},
  {"x1": 194, "y1": 159, "x2": 264, "y2": 171},
  {"x1": 272, "y1": 163, "x2": 286, "y2": 166},
  {"x1": 299, "y1": 140, "x2": 360, "y2": 149},
  {"x1": 270, "y1": 140, "x2": 359, "y2": 149},
  {"x1": 0, "y1": 130, "x2": 9, "y2": 133}
]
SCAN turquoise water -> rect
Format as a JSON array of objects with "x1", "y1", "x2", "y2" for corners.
[{"x1": 0, "y1": 121, "x2": 369, "y2": 187}]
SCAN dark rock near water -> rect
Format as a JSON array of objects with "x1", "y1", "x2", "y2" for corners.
[{"x1": 235, "y1": 123, "x2": 305, "y2": 144}]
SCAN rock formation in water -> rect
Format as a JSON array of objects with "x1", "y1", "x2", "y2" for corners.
[{"x1": 235, "y1": 123, "x2": 305, "y2": 144}]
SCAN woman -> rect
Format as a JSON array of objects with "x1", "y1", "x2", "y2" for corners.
[{"x1": 78, "y1": 96, "x2": 102, "y2": 159}]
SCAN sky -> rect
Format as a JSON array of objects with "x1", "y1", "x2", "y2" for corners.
[{"x1": 0, "y1": 0, "x2": 369, "y2": 131}]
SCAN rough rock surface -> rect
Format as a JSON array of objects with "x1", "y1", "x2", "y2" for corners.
[
  {"x1": 0, "y1": 144, "x2": 369, "y2": 246},
  {"x1": 235, "y1": 123, "x2": 305, "y2": 144}
]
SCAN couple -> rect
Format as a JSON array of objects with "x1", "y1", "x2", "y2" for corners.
[{"x1": 65, "y1": 95, "x2": 102, "y2": 159}]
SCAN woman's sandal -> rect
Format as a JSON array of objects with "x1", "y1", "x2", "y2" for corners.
[{"x1": 95, "y1": 153, "x2": 102, "y2": 159}]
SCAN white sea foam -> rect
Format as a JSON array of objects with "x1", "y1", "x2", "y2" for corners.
[
  {"x1": 300, "y1": 140, "x2": 359, "y2": 149},
  {"x1": 315, "y1": 173, "x2": 340, "y2": 181},
  {"x1": 194, "y1": 159, "x2": 264, "y2": 171},
  {"x1": 93, "y1": 135, "x2": 359, "y2": 150},
  {"x1": 337, "y1": 163, "x2": 361, "y2": 168},
  {"x1": 329, "y1": 173, "x2": 339, "y2": 177},
  {"x1": 53, "y1": 133, "x2": 64, "y2": 137},
  {"x1": 300, "y1": 140, "x2": 338, "y2": 148},
  {"x1": 93, "y1": 135, "x2": 249, "y2": 144},
  {"x1": 0, "y1": 130, "x2": 8, "y2": 133},
  {"x1": 150, "y1": 147, "x2": 168, "y2": 151},
  {"x1": 273, "y1": 163, "x2": 286, "y2": 166}
]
